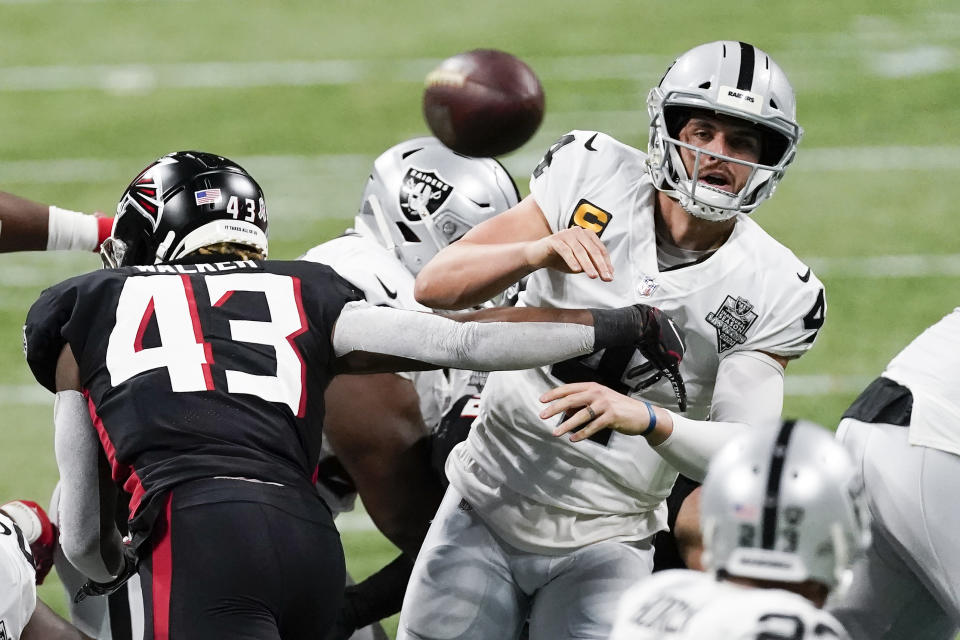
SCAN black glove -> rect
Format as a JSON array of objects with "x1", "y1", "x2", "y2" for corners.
[
  {"x1": 75, "y1": 551, "x2": 138, "y2": 602},
  {"x1": 634, "y1": 305, "x2": 687, "y2": 412},
  {"x1": 591, "y1": 304, "x2": 688, "y2": 411}
]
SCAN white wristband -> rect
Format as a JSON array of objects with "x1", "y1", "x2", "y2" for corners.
[{"x1": 47, "y1": 206, "x2": 99, "y2": 251}]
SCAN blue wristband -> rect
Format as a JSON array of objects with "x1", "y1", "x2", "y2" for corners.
[{"x1": 640, "y1": 402, "x2": 657, "y2": 437}]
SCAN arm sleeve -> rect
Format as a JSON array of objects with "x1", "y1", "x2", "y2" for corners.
[
  {"x1": 53, "y1": 391, "x2": 124, "y2": 583},
  {"x1": 652, "y1": 350, "x2": 785, "y2": 481},
  {"x1": 333, "y1": 301, "x2": 595, "y2": 371}
]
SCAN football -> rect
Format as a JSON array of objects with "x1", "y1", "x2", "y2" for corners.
[{"x1": 423, "y1": 49, "x2": 545, "y2": 157}]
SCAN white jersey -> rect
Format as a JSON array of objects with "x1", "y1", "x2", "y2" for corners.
[
  {"x1": 610, "y1": 570, "x2": 849, "y2": 640},
  {"x1": 881, "y1": 307, "x2": 960, "y2": 456},
  {"x1": 447, "y1": 131, "x2": 825, "y2": 552},
  {"x1": 0, "y1": 511, "x2": 36, "y2": 640},
  {"x1": 301, "y1": 232, "x2": 451, "y2": 514}
]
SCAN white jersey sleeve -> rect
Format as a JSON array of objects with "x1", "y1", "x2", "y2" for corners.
[
  {"x1": 530, "y1": 130, "x2": 629, "y2": 234},
  {"x1": 610, "y1": 570, "x2": 850, "y2": 640},
  {"x1": 881, "y1": 307, "x2": 960, "y2": 456},
  {"x1": 0, "y1": 511, "x2": 37, "y2": 640}
]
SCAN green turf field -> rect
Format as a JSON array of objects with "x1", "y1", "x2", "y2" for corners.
[{"x1": 1, "y1": 1, "x2": 959, "y2": 637}]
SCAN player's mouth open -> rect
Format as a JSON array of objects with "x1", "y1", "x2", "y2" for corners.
[{"x1": 699, "y1": 172, "x2": 733, "y2": 193}]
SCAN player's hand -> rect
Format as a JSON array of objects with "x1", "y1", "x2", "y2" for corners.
[
  {"x1": 633, "y1": 305, "x2": 687, "y2": 412},
  {"x1": 539, "y1": 382, "x2": 661, "y2": 442},
  {"x1": 1, "y1": 500, "x2": 58, "y2": 584},
  {"x1": 524, "y1": 227, "x2": 614, "y2": 281}
]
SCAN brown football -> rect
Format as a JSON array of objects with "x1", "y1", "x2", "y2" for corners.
[{"x1": 423, "y1": 49, "x2": 545, "y2": 157}]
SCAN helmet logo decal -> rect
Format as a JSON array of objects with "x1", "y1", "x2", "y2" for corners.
[
  {"x1": 706, "y1": 295, "x2": 758, "y2": 353},
  {"x1": 119, "y1": 156, "x2": 176, "y2": 230},
  {"x1": 399, "y1": 168, "x2": 453, "y2": 222},
  {"x1": 717, "y1": 85, "x2": 763, "y2": 115},
  {"x1": 194, "y1": 188, "x2": 222, "y2": 206},
  {"x1": 567, "y1": 199, "x2": 612, "y2": 238}
]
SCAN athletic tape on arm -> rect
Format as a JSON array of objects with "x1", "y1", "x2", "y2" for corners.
[{"x1": 333, "y1": 301, "x2": 595, "y2": 370}]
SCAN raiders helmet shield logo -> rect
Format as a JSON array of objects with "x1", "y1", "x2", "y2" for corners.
[
  {"x1": 568, "y1": 199, "x2": 612, "y2": 237},
  {"x1": 400, "y1": 168, "x2": 453, "y2": 222},
  {"x1": 706, "y1": 295, "x2": 759, "y2": 353}
]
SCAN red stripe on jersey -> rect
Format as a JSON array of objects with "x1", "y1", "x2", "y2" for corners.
[
  {"x1": 151, "y1": 495, "x2": 173, "y2": 640},
  {"x1": 287, "y1": 276, "x2": 309, "y2": 418},
  {"x1": 180, "y1": 275, "x2": 214, "y2": 390},
  {"x1": 212, "y1": 290, "x2": 233, "y2": 307},
  {"x1": 84, "y1": 390, "x2": 147, "y2": 517},
  {"x1": 134, "y1": 297, "x2": 155, "y2": 353}
]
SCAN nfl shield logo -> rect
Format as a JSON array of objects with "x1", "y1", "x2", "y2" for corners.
[
  {"x1": 399, "y1": 168, "x2": 453, "y2": 222},
  {"x1": 637, "y1": 275, "x2": 659, "y2": 298}
]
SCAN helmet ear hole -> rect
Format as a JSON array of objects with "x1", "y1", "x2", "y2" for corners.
[{"x1": 395, "y1": 221, "x2": 421, "y2": 243}]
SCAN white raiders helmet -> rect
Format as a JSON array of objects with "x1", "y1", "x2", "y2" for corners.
[
  {"x1": 354, "y1": 136, "x2": 520, "y2": 275},
  {"x1": 646, "y1": 41, "x2": 803, "y2": 221},
  {"x1": 700, "y1": 419, "x2": 871, "y2": 592}
]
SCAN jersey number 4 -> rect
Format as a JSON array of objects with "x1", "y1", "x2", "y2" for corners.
[{"x1": 106, "y1": 273, "x2": 308, "y2": 416}]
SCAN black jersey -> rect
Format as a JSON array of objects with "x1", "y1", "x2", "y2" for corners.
[{"x1": 24, "y1": 259, "x2": 362, "y2": 542}]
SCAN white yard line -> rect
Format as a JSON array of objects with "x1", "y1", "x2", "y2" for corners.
[{"x1": 0, "y1": 35, "x2": 957, "y2": 91}]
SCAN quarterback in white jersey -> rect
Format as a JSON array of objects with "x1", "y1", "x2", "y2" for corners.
[
  {"x1": 403, "y1": 41, "x2": 824, "y2": 640},
  {"x1": 610, "y1": 420, "x2": 867, "y2": 640},
  {"x1": 828, "y1": 308, "x2": 960, "y2": 639}
]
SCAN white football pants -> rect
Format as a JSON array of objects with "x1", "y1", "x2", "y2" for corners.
[
  {"x1": 828, "y1": 418, "x2": 960, "y2": 640},
  {"x1": 397, "y1": 487, "x2": 654, "y2": 640}
]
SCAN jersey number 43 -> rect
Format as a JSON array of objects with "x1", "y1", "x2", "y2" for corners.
[{"x1": 105, "y1": 273, "x2": 309, "y2": 416}]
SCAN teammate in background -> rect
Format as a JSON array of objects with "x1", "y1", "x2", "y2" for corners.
[
  {"x1": 0, "y1": 191, "x2": 111, "y2": 253},
  {"x1": 300, "y1": 136, "x2": 520, "y2": 639},
  {"x1": 403, "y1": 41, "x2": 825, "y2": 639},
  {"x1": 827, "y1": 308, "x2": 960, "y2": 640},
  {"x1": 23, "y1": 151, "x2": 682, "y2": 638},
  {"x1": 608, "y1": 419, "x2": 868, "y2": 640},
  {"x1": 0, "y1": 499, "x2": 93, "y2": 640}
]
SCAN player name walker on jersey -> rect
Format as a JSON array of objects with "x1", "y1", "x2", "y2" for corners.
[
  {"x1": 446, "y1": 130, "x2": 827, "y2": 552},
  {"x1": 610, "y1": 570, "x2": 850, "y2": 640},
  {"x1": 23, "y1": 259, "x2": 363, "y2": 546}
]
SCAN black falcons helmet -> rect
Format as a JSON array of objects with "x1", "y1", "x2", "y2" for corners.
[{"x1": 101, "y1": 151, "x2": 268, "y2": 268}]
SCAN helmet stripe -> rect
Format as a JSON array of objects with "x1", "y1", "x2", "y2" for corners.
[
  {"x1": 761, "y1": 418, "x2": 797, "y2": 549},
  {"x1": 736, "y1": 41, "x2": 756, "y2": 91}
]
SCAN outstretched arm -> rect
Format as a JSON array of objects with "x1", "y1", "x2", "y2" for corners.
[
  {"x1": 332, "y1": 302, "x2": 654, "y2": 375},
  {"x1": 0, "y1": 191, "x2": 111, "y2": 253},
  {"x1": 414, "y1": 195, "x2": 613, "y2": 310}
]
